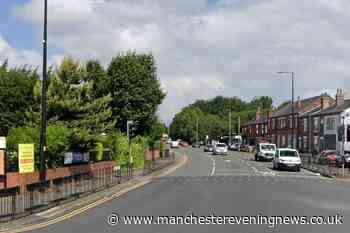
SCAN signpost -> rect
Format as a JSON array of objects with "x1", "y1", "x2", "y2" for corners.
[
  {"x1": 18, "y1": 144, "x2": 35, "y2": 173},
  {"x1": 0, "y1": 150, "x2": 5, "y2": 176}
]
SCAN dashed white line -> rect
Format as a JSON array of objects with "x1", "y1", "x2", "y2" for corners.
[{"x1": 210, "y1": 157, "x2": 216, "y2": 176}]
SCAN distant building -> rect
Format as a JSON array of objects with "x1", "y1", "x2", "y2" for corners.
[{"x1": 241, "y1": 107, "x2": 269, "y2": 145}]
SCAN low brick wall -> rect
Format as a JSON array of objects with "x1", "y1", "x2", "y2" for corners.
[{"x1": 1, "y1": 161, "x2": 116, "y2": 193}]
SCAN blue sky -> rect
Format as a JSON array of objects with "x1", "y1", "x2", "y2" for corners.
[{"x1": 1, "y1": 0, "x2": 350, "y2": 124}]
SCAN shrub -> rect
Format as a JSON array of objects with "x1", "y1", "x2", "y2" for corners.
[
  {"x1": 131, "y1": 136, "x2": 148, "y2": 168},
  {"x1": 95, "y1": 142, "x2": 104, "y2": 161},
  {"x1": 46, "y1": 124, "x2": 72, "y2": 167},
  {"x1": 113, "y1": 131, "x2": 129, "y2": 167}
]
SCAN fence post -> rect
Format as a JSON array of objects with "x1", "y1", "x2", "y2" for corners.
[{"x1": 11, "y1": 193, "x2": 16, "y2": 218}]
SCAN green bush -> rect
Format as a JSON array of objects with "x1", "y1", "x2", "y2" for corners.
[
  {"x1": 131, "y1": 136, "x2": 148, "y2": 168},
  {"x1": 6, "y1": 126, "x2": 40, "y2": 169},
  {"x1": 47, "y1": 124, "x2": 72, "y2": 167},
  {"x1": 113, "y1": 131, "x2": 129, "y2": 167},
  {"x1": 95, "y1": 142, "x2": 104, "y2": 161}
]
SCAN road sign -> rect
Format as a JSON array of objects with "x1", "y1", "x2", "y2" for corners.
[
  {"x1": 18, "y1": 144, "x2": 35, "y2": 173},
  {"x1": 0, "y1": 137, "x2": 6, "y2": 149}
]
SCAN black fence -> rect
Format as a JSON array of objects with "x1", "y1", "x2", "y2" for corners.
[{"x1": 0, "y1": 155, "x2": 175, "y2": 222}]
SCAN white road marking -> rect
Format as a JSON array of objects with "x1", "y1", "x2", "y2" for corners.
[{"x1": 210, "y1": 157, "x2": 216, "y2": 176}]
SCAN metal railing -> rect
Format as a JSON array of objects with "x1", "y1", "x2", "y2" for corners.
[
  {"x1": 0, "y1": 155, "x2": 175, "y2": 221},
  {"x1": 300, "y1": 154, "x2": 350, "y2": 178}
]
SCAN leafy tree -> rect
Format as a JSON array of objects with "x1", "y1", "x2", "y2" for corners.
[
  {"x1": 107, "y1": 51, "x2": 166, "y2": 134},
  {"x1": 48, "y1": 57, "x2": 114, "y2": 150},
  {"x1": 46, "y1": 124, "x2": 72, "y2": 167},
  {"x1": 0, "y1": 62, "x2": 40, "y2": 135}
]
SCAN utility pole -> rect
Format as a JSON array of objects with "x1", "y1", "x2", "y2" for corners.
[
  {"x1": 229, "y1": 109, "x2": 232, "y2": 145},
  {"x1": 127, "y1": 120, "x2": 133, "y2": 177},
  {"x1": 237, "y1": 116, "x2": 241, "y2": 135},
  {"x1": 39, "y1": 0, "x2": 48, "y2": 184},
  {"x1": 196, "y1": 117, "x2": 199, "y2": 145}
]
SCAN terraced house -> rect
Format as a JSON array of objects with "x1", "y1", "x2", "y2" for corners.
[
  {"x1": 241, "y1": 107, "x2": 269, "y2": 145},
  {"x1": 268, "y1": 94, "x2": 334, "y2": 153}
]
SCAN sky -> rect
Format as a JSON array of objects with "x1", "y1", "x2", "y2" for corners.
[{"x1": 1, "y1": 0, "x2": 350, "y2": 125}]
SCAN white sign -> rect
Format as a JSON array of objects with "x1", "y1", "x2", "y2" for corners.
[{"x1": 0, "y1": 137, "x2": 6, "y2": 149}]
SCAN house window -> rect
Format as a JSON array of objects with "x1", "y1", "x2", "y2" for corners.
[
  {"x1": 303, "y1": 118, "x2": 308, "y2": 133},
  {"x1": 298, "y1": 137, "x2": 302, "y2": 149},
  {"x1": 347, "y1": 126, "x2": 350, "y2": 142},
  {"x1": 289, "y1": 116, "x2": 293, "y2": 128},
  {"x1": 313, "y1": 136, "x2": 319, "y2": 152},
  {"x1": 287, "y1": 135, "x2": 291, "y2": 147},
  {"x1": 272, "y1": 119, "x2": 275, "y2": 129},
  {"x1": 303, "y1": 136, "x2": 308, "y2": 149},
  {"x1": 326, "y1": 118, "x2": 336, "y2": 131},
  {"x1": 256, "y1": 125, "x2": 258, "y2": 135},
  {"x1": 282, "y1": 135, "x2": 286, "y2": 147}
]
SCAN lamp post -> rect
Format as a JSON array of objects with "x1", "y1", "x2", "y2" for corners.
[
  {"x1": 277, "y1": 71, "x2": 295, "y2": 149},
  {"x1": 127, "y1": 120, "x2": 133, "y2": 177},
  {"x1": 39, "y1": 0, "x2": 48, "y2": 184}
]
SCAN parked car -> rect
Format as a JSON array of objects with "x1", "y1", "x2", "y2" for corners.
[
  {"x1": 229, "y1": 143, "x2": 241, "y2": 151},
  {"x1": 255, "y1": 143, "x2": 276, "y2": 161},
  {"x1": 179, "y1": 141, "x2": 189, "y2": 147},
  {"x1": 273, "y1": 148, "x2": 302, "y2": 172},
  {"x1": 213, "y1": 143, "x2": 228, "y2": 155},
  {"x1": 318, "y1": 150, "x2": 337, "y2": 165},
  {"x1": 240, "y1": 144, "x2": 254, "y2": 153},
  {"x1": 335, "y1": 154, "x2": 350, "y2": 168},
  {"x1": 204, "y1": 144, "x2": 214, "y2": 152},
  {"x1": 170, "y1": 140, "x2": 180, "y2": 148},
  {"x1": 192, "y1": 143, "x2": 201, "y2": 148}
]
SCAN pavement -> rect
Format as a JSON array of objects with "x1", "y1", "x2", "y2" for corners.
[{"x1": 2, "y1": 148, "x2": 350, "y2": 233}]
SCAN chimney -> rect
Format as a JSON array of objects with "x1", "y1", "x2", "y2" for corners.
[
  {"x1": 336, "y1": 88, "x2": 345, "y2": 107},
  {"x1": 297, "y1": 96, "x2": 302, "y2": 109},
  {"x1": 256, "y1": 106, "x2": 261, "y2": 121},
  {"x1": 321, "y1": 93, "x2": 331, "y2": 110}
]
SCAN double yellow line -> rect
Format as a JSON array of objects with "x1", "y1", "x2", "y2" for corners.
[{"x1": 7, "y1": 155, "x2": 188, "y2": 233}]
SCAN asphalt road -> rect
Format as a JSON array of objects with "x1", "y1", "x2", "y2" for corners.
[{"x1": 32, "y1": 148, "x2": 350, "y2": 233}]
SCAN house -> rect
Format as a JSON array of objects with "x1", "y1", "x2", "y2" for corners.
[
  {"x1": 241, "y1": 107, "x2": 269, "y2": 145},
  {"x1": 268, "y1": 94, "x2": 334, "y2": 152},
  {"x1": 310, "y1": 89, "x2": 350, "y2": 153}
]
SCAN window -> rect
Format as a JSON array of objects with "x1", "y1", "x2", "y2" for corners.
[
  {"x1": 303, "y1": 136, "x2": 308, "y2": 149},
  {"x1": 303, "y1": 118, "x2": 308, "y2": 132},
  {"x1": 347, "y1": 126, "x2": 350, "y2": 142},
  {"x1": 326, "y1": 118, "x2": 336, "y2": 131},
  {"x1": 313, "y1": 136, "x2": 319, "y2": 151},
  {"x1": 289, "y1": 116, "x2": 293, "y2": 128},
  {"x1": 282, "y1": 135, "x2": 286, "y2": 147},
  {"x1": 287, "y1": 135, "x2": 291, "y2": 147},
  {"x1": 298, "y1": 137, "x2": 302, "y2": 149},
  {"x1": 272, "y1": 119, "x2": 275, "y2": 129}
]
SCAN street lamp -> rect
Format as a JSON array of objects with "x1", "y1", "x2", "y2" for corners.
[
  {"x1": 126, "y1": 120, "x2": 133, "y2": 177},
  {"x1": 39, "y1": 0, "x2": 48, "y2": 184},
  {"x1": 277, "y1": 71, "x2": 295, "y2": 149}
]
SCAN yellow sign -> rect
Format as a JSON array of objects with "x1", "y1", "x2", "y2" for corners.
[{"x1": 18, "y1": 144, "x2": 35, "y2": 173}]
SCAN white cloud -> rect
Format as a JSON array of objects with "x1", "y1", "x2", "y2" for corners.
[{"x1": 11, "y1": 0, "x2": 350, "y2": 124}]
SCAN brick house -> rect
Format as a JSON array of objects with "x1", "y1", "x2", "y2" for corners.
[
  {"x1": 310, "y1": 89, "x2": 350, "y2": 153},
  {"x1": 268, "y1": 94, "x2": 334, "y2": 152},
  {"x1": 241, "y1": 107, "x2": 269, "y2": 145}
]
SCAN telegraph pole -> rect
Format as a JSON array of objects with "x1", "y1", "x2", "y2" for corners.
[
  {"x1": 237, "y1": 116, "x2": 241, "y2": 135},
  {"x1": 229, "y1": 109, "x2": 232, "y2": 145},
  {"x1": 196, "y1": 117, "x2": 199, "y2": 145},
  {"x1": 39, "y1": 0, "x2": 48, "y2": 184}
]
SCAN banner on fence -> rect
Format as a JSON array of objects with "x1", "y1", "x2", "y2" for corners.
[
  {"x1": 0, "y1": 150, "x2": 4, "y2": 175},
  {"x1": 0, "y1": 137, "x2": 6, "y2": 149},
  {"x1": 18, "y1": 144, "x2": 34, "y2": 173},
  {"x1": 64, "y1": 152, "x2": 90, "y2": 165}
]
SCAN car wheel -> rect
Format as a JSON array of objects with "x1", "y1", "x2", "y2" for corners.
[{"x1": 255, "y1": 155, "x2": 258, "y2": 161}]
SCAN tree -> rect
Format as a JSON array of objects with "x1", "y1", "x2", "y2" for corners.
[
  {"x1": 0, "y1": 62, "x2": 40, "y2": 135},
  {"x1": 48, "y1": 57, "x2": 114, "y2": 150},
  {"x1": 107, "y1": 51, "x2": 166, "y2": 134}
]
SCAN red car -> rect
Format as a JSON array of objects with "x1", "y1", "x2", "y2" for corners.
[{"x1": 319, "y1": 150, "x2": 337, "y2": 164}]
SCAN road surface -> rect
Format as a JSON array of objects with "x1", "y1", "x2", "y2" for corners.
[{"x1": 32, "y1": 148, "x2": 350, "y2": 233}]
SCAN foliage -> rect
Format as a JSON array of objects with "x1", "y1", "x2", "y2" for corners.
[
  {"x1": 46, "y1": 124, "x2": 72, "y2": 167},
  {"x1": 170, "y1": 96, "x2": 273, "y2": 143},
  {"x1": 95, "y1": 142, "x2": 104, "y2": 162},
  {"x1": 0, "y1": 62, "x2": 40, "y2": 135},
  {"x1": 113, "y1": 131, "x2": 129, "y2": 166},
  {"x1": 130, "y1": 136, "x2": 148, "y2": 168},
  {"x1": 107, "y1": 51, "x2": 166, "y2": 134}
]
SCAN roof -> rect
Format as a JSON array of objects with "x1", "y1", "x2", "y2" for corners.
[
  {"x1": 312, "y1": 99, "x2": 350, "y2": 116},
  {"x1": 271, "y1": 95, "x2": 328, "y2": 117},
  {"x1": 241, "y1": 116, "x2": 267, "y2": 127}
]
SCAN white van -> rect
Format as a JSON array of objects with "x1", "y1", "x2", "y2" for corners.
[{"x1": 255, "y1": 143, "x2": 276, "y2": 161}]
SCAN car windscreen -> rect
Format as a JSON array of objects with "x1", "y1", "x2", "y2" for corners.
[
  {"x1": 279, "y1": 150, "x2": 298, "y2": 157},
  {"x1": 260, "y1": 145, "x2": 275, "y2": 151},
  {"x1": 216, "y1": 144, "x2": 226, "y2": 147}
]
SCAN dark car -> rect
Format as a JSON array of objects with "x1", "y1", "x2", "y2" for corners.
[{"x1": 336, "y1": 154, "x2": 350, "y2": 168}]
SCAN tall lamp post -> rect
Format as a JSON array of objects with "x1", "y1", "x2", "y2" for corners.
[
  {"x1": 277, "y1": 71, "x2": 295, "y2": 149},
  {"x1": 127, "y1": 120, "x2": 133, "y2": 177},
  {"x1": 39, "y1": 0, "x2": 48, "y2": 184}
]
